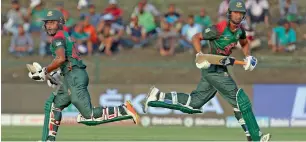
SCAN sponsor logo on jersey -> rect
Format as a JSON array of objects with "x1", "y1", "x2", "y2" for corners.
[
  {"x1": 216, "y1": 42, "x2": 236, "y2": 55},
  {"x1": 56, "y1": 42, "x2": 62, "y2": 46}
]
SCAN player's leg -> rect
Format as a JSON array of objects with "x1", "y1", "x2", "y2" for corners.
[
  {"x1": 143, "y1": 77, "x2": 217, "y2": 114},
  {"x1": 42, "y1": 82, "x2": 71, "y2": 141},
  {"x1": 65, "y1": 68, "x2": 139, "y2": 126},
  {"x1": 205, "y1": 70, "x2": 271, "y2": 141}
]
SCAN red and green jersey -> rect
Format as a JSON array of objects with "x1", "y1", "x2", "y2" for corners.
[
  {"x1": 50, "y1": 30, "x2": 86, "y2": 72},
  {"x1": 202, "y1": 20, "x2": 246, "y2": 56}
]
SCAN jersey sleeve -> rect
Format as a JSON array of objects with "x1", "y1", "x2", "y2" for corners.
[
  {"x1": 52, "y1": 31, "x2": 66, "y2": 50},
  {"x1": 52, "y1": 38, "x2": 65, "y2": 50},
  {"x1": 201, "y1": 26, "x2": 219, "y2": 40},
  {"x1": 240, "y1": 28, "x2": 247, "y2": 39}
]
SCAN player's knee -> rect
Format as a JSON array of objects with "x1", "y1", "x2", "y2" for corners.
[{"x1": 226, "y1": 88, "x2": 239, "y2": 108}]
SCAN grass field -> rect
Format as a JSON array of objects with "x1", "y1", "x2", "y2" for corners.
[{"x1": 2, "y1": 126, "x2": 306, "y2": 141}]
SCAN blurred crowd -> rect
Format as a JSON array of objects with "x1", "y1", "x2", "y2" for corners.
[{"x1": 2, "y1": 0, "x2": 305, "y2": 57}]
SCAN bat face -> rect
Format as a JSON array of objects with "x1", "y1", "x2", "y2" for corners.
[
  {"x1": 195, "y1": 54, "x2": 245, "y2": 66},
  {"x1": 195, "y1": 54, "x2": 229, "y2": 65}
]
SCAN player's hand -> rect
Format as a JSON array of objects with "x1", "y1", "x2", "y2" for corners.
[
  {"x1": 243, "y1": 56, "x2": 257, "y2": 71},
  {"x1": 28, "y1": 62, "x2": 47, "y2": 81},
  {"x1": 195, "y1": 51, "x2": 204, "y2": 57},
  {"x1": 195, "y1": 52, "x2": 211, "y2": 69},
  {"x1": 196, "y1": 60, "x2": 211, "y2": 69},
  {"x1": 47, "y1": 70, "x2": 61, "y2": 88}
]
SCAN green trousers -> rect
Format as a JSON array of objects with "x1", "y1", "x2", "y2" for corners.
[
  {"x1": 165, "y1": 65, "x2": 239, "y2": 109},
  {"x1": 162, "y1": 65, "x2": 252, "y2": 140},
  {"x1": 54, "y1": 67, "x2": 121, "y2": 118},
  {"x1": 43, "y1": 67, "x2": 128, "y2": 141}
]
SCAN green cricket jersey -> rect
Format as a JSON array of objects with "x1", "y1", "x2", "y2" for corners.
[
  {"x1": 50, "y1": 30, "x2": 86, "y2": 73},
  {"x1": 202, "y1": 20, "x2": 246, "y2": 56}
]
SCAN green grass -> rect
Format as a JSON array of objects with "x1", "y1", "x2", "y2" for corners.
[{"x1": 2, "y1": 126, "x2": 306, "y2": 141}]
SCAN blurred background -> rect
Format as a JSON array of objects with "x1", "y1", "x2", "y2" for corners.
[{"x1": 1, "y1": 0, "x2": 306, "y2": 141}]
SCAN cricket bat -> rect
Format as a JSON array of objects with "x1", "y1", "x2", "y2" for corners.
[{"x1": 195, "y1": 54, "x2": 246, "y2": 66}]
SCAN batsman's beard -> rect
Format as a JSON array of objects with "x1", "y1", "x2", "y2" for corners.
[
  {"x1": 231, "y1": 17, "x2": 243, "y2": 25},
  {"x1": 46, "y1": 28, "x2": 57, "y2": 36}
]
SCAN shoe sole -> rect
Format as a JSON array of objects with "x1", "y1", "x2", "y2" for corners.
[{"x1": 125, "y1": 100, "x2": 140, "y2": 125}]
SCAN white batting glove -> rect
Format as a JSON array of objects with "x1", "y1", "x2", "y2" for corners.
[
  {"x1": 47, "y1": 70, "x2": 61, "y2": 88},
  {"x1": 195, "y1": 52, "x2": 211, "y2": 69},
  {"x1": 196, "y1": 60, "x2": 211, "y2": 69},
  {"x1": 243, "y1": 56, "x2": 258, "y2": 71},
  {"x1": 28, "y1": 62, "x2": 47, "y2": 81}
]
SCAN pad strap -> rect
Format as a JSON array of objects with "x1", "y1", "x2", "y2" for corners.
[
  {"x1": 48, "y1": 104, "x2": 62, "y2": 137},
  {"x1": 159, "y1": 92, "x2": 165, "y2": 101},
  {"x1": 102, "y1": 107, "x2": 119, "y2": 120},
  {"x1": 171, "y1": 91, "x2": 178, "y2": 104}
]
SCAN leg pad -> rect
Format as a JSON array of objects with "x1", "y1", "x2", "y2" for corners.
[
  {"x1": 236, "y1": 89, "x2": 261, "y2": 141},
  {"x1": 78, "y1": 115, "x2": 133, "y2": 126}
]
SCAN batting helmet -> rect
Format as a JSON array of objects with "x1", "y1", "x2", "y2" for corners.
[{"x1": 227, "y1": 0, "x2": 247, "y2": 23}]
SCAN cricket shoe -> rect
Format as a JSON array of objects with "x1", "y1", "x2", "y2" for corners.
[
  {"x1": 123, "y1": 100, "x2": 140, "y2": 125},
  {"x1": 142, "y1": 86, "x2": 160, "y2": 113},
  {"x1": 260, "y1": 133, "x2": 272, "y2": 142}
]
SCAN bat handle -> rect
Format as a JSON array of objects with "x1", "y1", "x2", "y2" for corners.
[
  {"x1": 46, "y1": 74, "x2": 62, "y2": 85},
  {"x1": 234, "y1": 60, "x2": 246, "y2": 65}
]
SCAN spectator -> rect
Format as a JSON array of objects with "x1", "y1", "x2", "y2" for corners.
[
  {"x1": 82, "y1": 15, "x2": 99, "y2": 53},
  {"x1": 98, "y1": 24, "x2": 119, "y2": 56},
  {"x1": 103, "y1": 0, "x2": 123, "y2": 25},
  {"x1": 97, "y1": 14, "x2": 124, "y2": 56},
  {"x1": 77, "y1": 0, "x2": 90, "y2": 10},
  {"x1": 63, "y1": 11, "x2": 76, "y2": 32},
  {"x1": 123, "y1": 15, "x2": 148, "y2": 48},
  {"x1": 85, "y1": 4, "x2": 101, "y2": 27},
  {"x1": 133, "y1": 0, "x2": 160, "y2": 18},
  {"x1": 246, "y1": 0, "x2": 270, "y2": 27},
  {"x1": 163, "y1": 4, "x2": 182, "y2": 32},
  {"x1": 71, "y1": 23, "x2": 93, "y2": 55},
  {"x1": 28, "y1": 0, "x2": 47, "y2": 33},
  {"x1": 179, "y1": 15, "x2": 203, "y2": 53},
  {"x1": 236, "y1": 21, "x2": 262, "y2": 51},
  {"x1": 4, "y1": 0, "x2": 29, "y2": 35},
  {"x1": 218, "y1": 0, "x2": 230, "y2": 22},
  {"x1": 279, "y1": 0, "x2": 298, "y2": 17},
  {"x1": 157, "y1": 22, "x2": 178, "y2": 56},
  {"x1": 195, "y1": 8, "x2": 212, "y2": 29},
  {"x1": 39, "y1": 31, "x2": 52, "y2": 56},
  {"x1": 56, "y1": 2, "x2": 69, "y2": 17},
  {"x1": 278, "y1": 0, "x2": 301, "y2": 26},
  {"x1": 137, "y1": 3, "x2": 158, "y2": 38},
  {"x1": 9, "y1": 25, "x2": 33, "y2": 57},
  {"x1": 270, "y1": 19, "x2": 297, "y2": 52}
]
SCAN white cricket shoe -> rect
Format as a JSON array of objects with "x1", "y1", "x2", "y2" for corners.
[
  {"x1": 260, "y1": 133, "x2": 271, "y2": 142},
  {"x1": 142, "y1": 86, "x2": 160, "y2": 113}
]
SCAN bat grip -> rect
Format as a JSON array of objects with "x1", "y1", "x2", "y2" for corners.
[{"x1": 234, "y1": 60, "x2": 246, "y2": 65}]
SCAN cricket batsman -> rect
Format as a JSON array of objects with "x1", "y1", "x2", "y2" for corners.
[
  {"x1": 143, "y1": 0, "x2": 271, "y2": 141},
  {"x1": 27, "y1": 10, "x2": 139, "y2": 141}
]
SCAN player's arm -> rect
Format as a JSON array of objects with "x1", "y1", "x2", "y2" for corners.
[
  {"x1": 191, "y1": 33, "x2": 203, "y2": 53},
  {"x1": 45, "y1": 38, "x2": 66, "y2": 73},
  {"x1": 239, "y1": 29, "x2": 257, "y2": 71},
  {"x1": 239, "y1": 29, "x2": 250, "y2": 56},
  {"x1": 192, "y1": 26, "x2": 219, "y2": 53}
]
